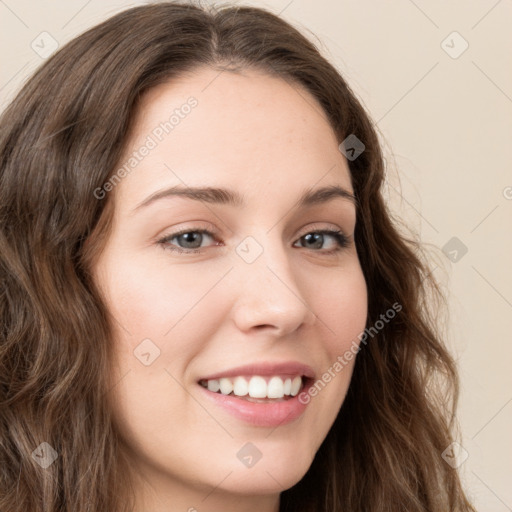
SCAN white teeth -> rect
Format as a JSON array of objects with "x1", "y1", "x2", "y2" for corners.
[
  {"x1": 233, "y1": 376, "x2": 249, "y2": 396},
  {"x1": 283, "y1": 378, "x2": 292, "y2": 395},
  {"x1": 248, "y1": 376, "x2": 267, "y2": 398},
  {"x1": 219, "y1": 378, "x2": 233, "y2": 395},
  {"x1": 290, "y1": 376, "x2": 302, "y2": 396},
  {"x1": 267, "y1": 376, "x2": 284, "y2": 399},
  {"x1": 201, "y1": 375, "x2": 304, "y2": 399},
  {"x1": 207, "y1": 379, "x2": 220, "y2": 392}
]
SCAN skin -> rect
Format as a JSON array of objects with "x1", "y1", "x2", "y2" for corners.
[{"x1": 91, "y1": 67, "x2": 368, "y2": 512}]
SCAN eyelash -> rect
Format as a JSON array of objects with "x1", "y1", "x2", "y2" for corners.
[{"x1": 156, "y1": 227, "x2": 350, "y2": 255}]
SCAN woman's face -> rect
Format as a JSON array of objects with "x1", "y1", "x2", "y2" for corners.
[{"x1": 92, "y1": 67, "x2": 367, "y2": 511}]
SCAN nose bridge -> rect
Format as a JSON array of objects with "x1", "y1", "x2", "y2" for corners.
[{"x1": 230, "y1": 231, "x2": 315, "y2": 333}]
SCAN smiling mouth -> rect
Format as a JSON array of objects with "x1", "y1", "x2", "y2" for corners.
[{"x1": 198, "y1": 374, "x2": 310, "y2": 402}]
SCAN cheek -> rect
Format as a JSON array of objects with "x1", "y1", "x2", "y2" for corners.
[
  {"x1": 99, "y1": 251, "x2": 229, "y2": 339},
  {"x1": 315, "y1": 265, "x2": 368, "y2": 353},
  {"x1": 303, "y1": 265, "x2": 367, "y2": 420}
]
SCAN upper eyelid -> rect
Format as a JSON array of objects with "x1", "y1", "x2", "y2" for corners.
[
  {"x1": 161, "y1": 222, "x2": 347, "y2": 240},
  {"x1": 295, "y1": 222, "x2": 345, "y2": 237}
]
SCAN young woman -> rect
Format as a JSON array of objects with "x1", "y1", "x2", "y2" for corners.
[{"x1": 0, "y1": 2, "x2": 476, "y2": 511}]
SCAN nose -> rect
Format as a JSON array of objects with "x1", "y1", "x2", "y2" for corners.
[{"x1": 230, "y1": 235, "x2": 317, "y2": 337}]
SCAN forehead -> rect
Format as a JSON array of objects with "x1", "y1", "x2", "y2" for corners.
[{"x1": 115, "y1": 66, "x2": 353, "y2": 208}]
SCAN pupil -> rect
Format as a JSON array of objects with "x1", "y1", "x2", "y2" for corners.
[
  {"x1": 180, "y1": 232, "x2": 201, "y2": 249},
  {"x1": 304, "y1": 233, "x2": 323, "y2": 249}
]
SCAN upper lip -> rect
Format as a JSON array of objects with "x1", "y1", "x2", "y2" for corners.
[{"x1": 198, "y1": 361, "x2": 316, "y2": 382}]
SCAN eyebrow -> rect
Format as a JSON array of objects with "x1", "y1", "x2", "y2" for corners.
[{"x1": 132, "y1": 184, "x2": 357, "y2": 212}]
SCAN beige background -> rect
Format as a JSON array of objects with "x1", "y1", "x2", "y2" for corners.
[{"x1": 1, "y1": 1, "x2": 511, "y2": 510}]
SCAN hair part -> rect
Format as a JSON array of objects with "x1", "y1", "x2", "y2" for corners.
[{"x1": 0, "y1": 2, "x2": 475, "y2": 511}]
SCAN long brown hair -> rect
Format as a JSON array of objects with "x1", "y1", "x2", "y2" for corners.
[{"x1": 0, "y1": 2, "x2": 475, "y2": 511}]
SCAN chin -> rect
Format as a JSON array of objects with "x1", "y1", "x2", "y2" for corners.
[{"x1": 218, "y1": 448, "x2": 315, "y2": 495}]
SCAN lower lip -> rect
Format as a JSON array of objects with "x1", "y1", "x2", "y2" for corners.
[{"x1": 198, "y1": 380, "x2": 313, "y2": 427}]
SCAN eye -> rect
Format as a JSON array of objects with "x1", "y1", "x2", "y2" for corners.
[
  {"x1": 293, "y1": 229, "x2": 349, "y2": 254},
  {"x1": 156, "y1": 227, "x2": 350, "y2": 255},
  {"x1": 157, "y1": 229, "x2": 217, "y2": 253}
]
